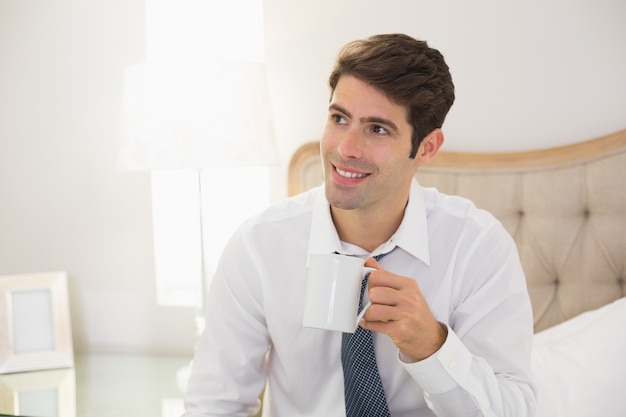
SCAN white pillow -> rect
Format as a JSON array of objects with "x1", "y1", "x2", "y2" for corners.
[{"x1": 531, "y1": 296, "x2": 626, "y2": 417}]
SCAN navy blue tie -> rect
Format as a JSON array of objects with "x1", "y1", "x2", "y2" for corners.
[{"x1": 342, "y1": 253, "x2": 390, "y2": 417}]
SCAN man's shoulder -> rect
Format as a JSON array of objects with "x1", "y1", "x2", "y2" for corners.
[{"x1": 421, "y1": 186, "x2": 500, "y2": 229}]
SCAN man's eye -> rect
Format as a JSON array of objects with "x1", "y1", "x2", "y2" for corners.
[
  {"x1": 332, "y1": 114, "x2": 347, "y2": 124},
  {"x1": 372, "y1": 125, "x2": 389, "y2": 135}
]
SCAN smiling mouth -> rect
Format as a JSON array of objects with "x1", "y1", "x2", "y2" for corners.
[{"x1": 335, "y1": 166, "x2": 369, "y2": 179}]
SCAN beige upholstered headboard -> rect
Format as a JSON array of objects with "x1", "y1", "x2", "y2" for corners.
[{"x1": 288, "y1": 129, "x2": 626, "y2": 332}]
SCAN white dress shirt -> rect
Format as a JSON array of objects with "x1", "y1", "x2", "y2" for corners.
[{"x1": 183, "y1": 179, "x2": 536, "y2": 417}]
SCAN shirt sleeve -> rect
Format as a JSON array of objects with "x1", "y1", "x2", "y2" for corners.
[
  {"x1": 182, "y1": 228, "x2": 269, "y2": 417},
  {"x1": 399, "y1": 225, "x2": 537, "y2": 417}
]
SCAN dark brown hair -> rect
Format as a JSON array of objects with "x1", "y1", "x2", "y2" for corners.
[{"x1": 329, "y1": 34, "x2": 455, "y2": 158}]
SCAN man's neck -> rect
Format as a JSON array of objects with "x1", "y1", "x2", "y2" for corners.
[{"x1": 331, "y1": 202, "x2": 406, "y2": 253}]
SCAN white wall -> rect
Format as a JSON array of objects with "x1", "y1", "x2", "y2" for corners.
[
  {"x1": 0, "y1": 0, "x2": 196, "y2": 355},
  {"x1": 1, "y1": 0, "x2": 625, "y2": 356}
]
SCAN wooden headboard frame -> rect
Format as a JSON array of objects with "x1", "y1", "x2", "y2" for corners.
[{"x1": 287, "y1": 128, "x2": 626, "y2": 331}]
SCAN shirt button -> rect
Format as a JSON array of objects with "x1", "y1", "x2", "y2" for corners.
[{"x1": 448, "y1": 361, "x2": 456, "y2": 370}]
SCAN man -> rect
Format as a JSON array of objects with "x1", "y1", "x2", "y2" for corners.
[{"x1": 183, "y1": 33, "x2": 536, "y2": 416}]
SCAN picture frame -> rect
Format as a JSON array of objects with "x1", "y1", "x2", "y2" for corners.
[
  {"x1": 0, "y1": 368, "x2": 76, "y2": 417},
  {"x1": 0, "y1": 272, "x2": 74, "y2": 374}
]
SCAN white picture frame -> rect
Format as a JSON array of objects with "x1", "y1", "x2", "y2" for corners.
[
  {"x1": 0, "y1": 367, "x2": 76, "y2": 417},
  {"x1": 0, "y1": 271, "x2": 74, "y2": 374}
]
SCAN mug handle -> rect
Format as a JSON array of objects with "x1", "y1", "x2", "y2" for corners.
[{"x1": 355, "y1": 267, "x2": 376, "y2": 326}]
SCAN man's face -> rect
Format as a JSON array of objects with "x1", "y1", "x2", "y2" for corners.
[{"x1": 321, "y1": 75, "x2": 421, "y2": 215}]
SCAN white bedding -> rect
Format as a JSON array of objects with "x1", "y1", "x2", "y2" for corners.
[{"x1": 532, "y1": 296, "x2": 626, "y2": 417}]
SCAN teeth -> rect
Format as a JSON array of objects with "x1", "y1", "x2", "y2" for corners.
[{"x1": 336, "y1": 167, "x2": 367, "y2": 179}]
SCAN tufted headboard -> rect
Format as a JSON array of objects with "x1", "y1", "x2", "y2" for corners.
[{"x1": 287, "y1": 129, "x2": 626, "y2": 332}]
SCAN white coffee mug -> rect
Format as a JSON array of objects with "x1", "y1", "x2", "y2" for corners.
[{"x1": 303, "y1": 253, "x2": 375, "y2": 333}]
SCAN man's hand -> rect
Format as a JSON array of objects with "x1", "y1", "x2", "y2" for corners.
[{"x1": 360, "y1": 257, "x2": 448, "y2": 362}]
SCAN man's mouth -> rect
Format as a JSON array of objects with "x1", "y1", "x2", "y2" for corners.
[{"x1": 335, "y1": 166, "x2": 369, "y2": 179}]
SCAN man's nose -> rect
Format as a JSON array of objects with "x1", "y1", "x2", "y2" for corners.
[{"x1": 336, "y1": 128, "x2": 363, "y2": 159}]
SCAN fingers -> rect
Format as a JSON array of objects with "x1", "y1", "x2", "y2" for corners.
[
  {"x1": 364, "y1": 277, "x2": 421, "y2": 321},
  {"x1": 359, "y1": 258, "x2": 447, "y2": 360},
  {"x1": 362, "y1": 287, "x2": 420, "y2": 323},
  {"x1": 364, "y1": 257, "x2": 381, "y2": 269},
  {"x1": 361, "y1": 302, "x2": 397, "y2": 322},
  {"x1": 361, "y1": 267, "x2": 425, "y2": 324},
  {"x1": 361, "y1": 257, "x2": 423, "y2": 320}
]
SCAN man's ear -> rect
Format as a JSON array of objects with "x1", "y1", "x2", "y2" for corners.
[{"x1": 415, "y1": 128, "x2": 444, "y2": 164}]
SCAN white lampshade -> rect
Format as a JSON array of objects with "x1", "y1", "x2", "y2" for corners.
[{"x1": 118, "y1": 61, "x2": 278, "y2": 170}]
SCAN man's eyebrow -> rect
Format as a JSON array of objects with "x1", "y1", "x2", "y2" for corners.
[
  {"x1": 362, "y1": 116, "x2": 399, "y2": 133},
  {"x1": 328, "y1": 103, "x2": 351, "y2": 118},
  {"x1": 328, "y1": 104, "x2": 400, "y2": 133}
]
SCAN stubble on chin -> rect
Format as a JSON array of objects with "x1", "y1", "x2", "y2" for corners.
[{"x1": 324, "y1": 180, "x2": 363, "y2": 212}]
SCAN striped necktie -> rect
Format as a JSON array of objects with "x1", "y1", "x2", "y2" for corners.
[{"x1": 341, "y1": 252, "x2": 390, "y2": 417}]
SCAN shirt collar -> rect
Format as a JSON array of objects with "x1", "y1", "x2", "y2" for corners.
[
  {"x1": 307, "y1": 187, "x2": 342, "y2": 263},
  {"x1": 393, "y1": 179, "x2": 431, "y2": 265},
  {"x1": 307, "y1": 179, "x2": 430, "y2": 266}
]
